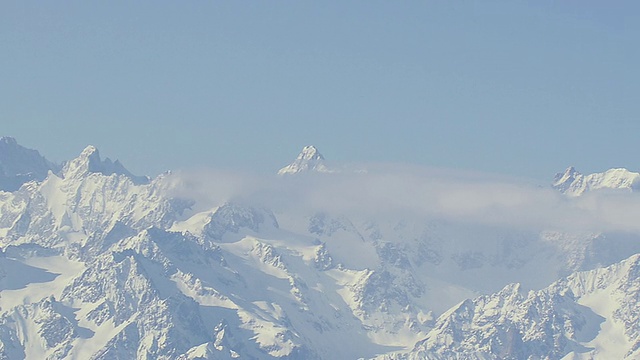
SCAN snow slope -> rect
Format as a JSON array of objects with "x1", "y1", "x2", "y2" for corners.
[
  {"x1": 381, "y1": 253, "x2": 640, "y2": 359},
  {"x1": 553, "y1": 166, "x2": 640, "y2": 196},
  {"x1": 277, "y1": 146, "x2": 333, "y2": 175},
  {"x1": 2, "y1": 139, "x2": 640, "y2": 359}
]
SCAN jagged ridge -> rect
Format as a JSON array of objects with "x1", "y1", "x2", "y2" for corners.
[
  {"x1": 553, "y1": 166, "x2": 640, "y2": 196},
  {"x1": 2, "y1": 140, "x2": 640, "y2": 359}
]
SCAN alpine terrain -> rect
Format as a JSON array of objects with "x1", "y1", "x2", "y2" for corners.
[{"x1": 1, "y1": 138, "x2": 640, "y2": 359}]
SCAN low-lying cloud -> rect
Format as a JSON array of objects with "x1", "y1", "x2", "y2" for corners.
[{"x1": 168, "y1": 164, "x2": 640, "y2": 234}]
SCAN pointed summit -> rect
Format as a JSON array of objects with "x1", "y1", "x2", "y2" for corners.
[
  {"x1": 552, "y1": 166, "x2": 581, "y2": 193},
  {"x1": 62, "y1": 145, "x2": 150, "y2": 184},
  {"x1": 298, "y1": 145, "x2": 324, "y2": 161},
  {"x1": 278, "y1": 145, "x2": 332, "y2": 175}
]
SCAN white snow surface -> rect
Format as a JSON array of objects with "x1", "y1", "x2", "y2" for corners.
[
  {"x1": 277, "y1": 145, "x2": 333, "y2": 175},
  {"x1": 379, "y1": 253, "x2": 640, "y2": 359},
  {"x1": 1, "y1": 141, "x2": 640, "y2": 359},
  {"x1": 553, "y1": 166, "x2": 640, "y2": 196}
]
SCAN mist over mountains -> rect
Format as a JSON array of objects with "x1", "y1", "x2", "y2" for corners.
[{"x1": 2, "y1": 138, "x2": 640, "y2": 359}]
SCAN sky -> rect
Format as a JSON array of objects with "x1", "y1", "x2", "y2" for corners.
[{"x1": 1, "y1": 1, "x2": 639, "y2": 180}]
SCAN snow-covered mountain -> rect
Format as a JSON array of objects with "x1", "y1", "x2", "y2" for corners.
[
  {"x1": 382, "y1": 252, "x2": 640, "y2": 359},
  {"x1": 2, "y1": 139, "x2": 640, "y2": 359},
  {"x1": 0, "y1": 137, "x2": 59, "y2": 192},
  {"x1": 277, "y1": 146, "x2": 332, "y2": 175},
  {"x1": 553, "y1": 166, "x2": 640, "y2": 196},
  {"x1": 63, "y1": 145, "x2": 150, "y2": 185}
]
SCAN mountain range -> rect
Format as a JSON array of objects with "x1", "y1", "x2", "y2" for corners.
[
  {"x1": 1, "y1": 138, "x2": 640, "y2": 359},
  {"x1": 553, "y1": 166, "x2": 640, "y2": 196}
]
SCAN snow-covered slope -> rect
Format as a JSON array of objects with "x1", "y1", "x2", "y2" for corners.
[
  {"x1": 553, "y1": 166, "x2": 640, "y2": 196},
  {"x1": 277, "y1": 146, "x2": 332, "y2": 175},
  {"x1": 382, "y1": 253, "x2": 640, "y2": 359},
  {"x1": 62, "y1": 145, "x2": 150, "y2": 185},
  {"x1": 2, "y1": 140, "x2": 640, "y2": 359}
]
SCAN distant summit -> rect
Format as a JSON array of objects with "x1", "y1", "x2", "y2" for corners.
[
  {"x1": 0, "y1": 137, "x2": 149, "y2": 191},
  {"x1": 0, "y1": 137, "x2": 59, "y2": 191},
  {"x1": 552, "y1": 166, "x2": 640, "y2": 196},
  {"x1": 62, "y1": 145, "x2": 150, "y2": 185},
  {"x1": 277, "y1": 145, "x2": 333, "y2": 175}
]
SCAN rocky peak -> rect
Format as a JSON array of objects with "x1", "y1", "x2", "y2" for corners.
[
  {"x1": 297, "y1": 145, "x2": 324, "y2": 161},
  {"x1": 277, "y1": 145, "x2": 332, "y2": 175},
  {"x1": 62, "y1": 145, "x2": 149, "y2": 184}
]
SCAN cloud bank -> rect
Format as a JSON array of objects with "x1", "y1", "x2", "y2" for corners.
[{"x1": 168, "y1": 164, "x2": 640, "y2": 234}]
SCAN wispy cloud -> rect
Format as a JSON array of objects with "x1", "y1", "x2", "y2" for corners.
[{"x1": 167, "y1": 163, "x2": 640, "y2": 234}]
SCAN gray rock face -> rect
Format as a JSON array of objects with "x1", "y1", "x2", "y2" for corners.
[{"x1": 0, "y1": 137, "x2": 59, "y2": 192}]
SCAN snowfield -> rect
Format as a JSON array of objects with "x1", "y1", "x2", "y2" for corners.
[{"x1": 2, "y1": 139, "x2": 640, "y2": 359}]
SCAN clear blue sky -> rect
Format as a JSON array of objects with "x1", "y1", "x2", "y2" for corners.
[{"x1": 1, "y1": 1, "x2": 639, "y2": 179}]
